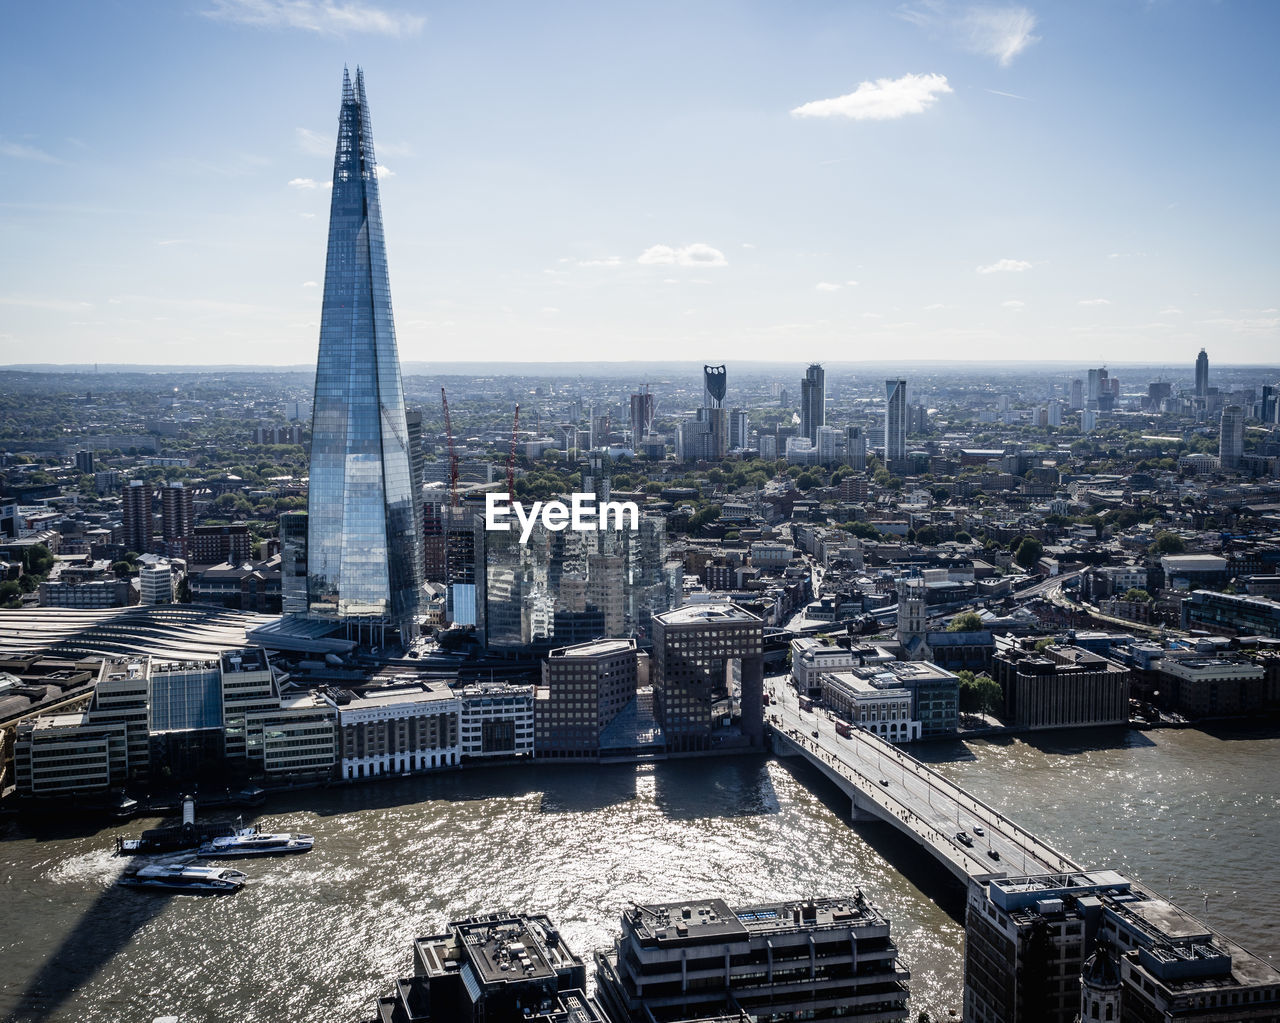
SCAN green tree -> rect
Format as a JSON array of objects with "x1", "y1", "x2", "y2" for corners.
[
  {"x1": 914, "y1": 525, "x2": 940, "y2": 545},
  {"x1": 1123, "y1": 587, "x2": 1153, "y2": 603},
  {"x1": 1014, "y1": 537, "x2": 1044, "y2": 570},
  {"x1": 954, "y1": 531, "x2": 972, "y2": 543},
  {"x1": 1034, "y1": 637, "x2": 1056, "y2": 652},
  {"x1": 1149, "y1": 530, "x2": 1186, "y2": 555},
  {"x1": 948, "y1": 611, "x2": 984, "y2": 632}
]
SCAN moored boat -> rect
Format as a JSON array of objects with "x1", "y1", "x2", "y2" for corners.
[{"x1": 117, "y1": 863, "x2": 247, "y2": 893}]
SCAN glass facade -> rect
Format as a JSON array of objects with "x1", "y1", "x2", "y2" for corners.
[{"x1": 307, "y1": 67, "x2": 421, "y2": 635}]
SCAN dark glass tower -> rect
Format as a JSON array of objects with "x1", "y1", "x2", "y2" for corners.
[
  {"x1": 307, "y1": 67, "x2": 421, "y2": 638},
  {"x1": 800, "y1": 363, "x2": 825, "y2": 444}
]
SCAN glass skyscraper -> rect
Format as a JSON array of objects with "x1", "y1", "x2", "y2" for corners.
[{"x1": 307, "y1": 67, "x2": 421, "y2": 639}]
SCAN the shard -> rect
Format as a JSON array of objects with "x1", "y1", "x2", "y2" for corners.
[{"x1": 307, "y1": 67, "x2": 420, "y2": 640}]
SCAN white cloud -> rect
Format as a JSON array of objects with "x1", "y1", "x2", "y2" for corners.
[
  {"x1": 1002, "y1": 299, "x2": 1025, "y2": 310},
  {"x1": 846, "y1": 280, "x2": 860, "y2": 287},
  {"x1": 1159, "y1": 307, "x2": 1184, "y2": 316},
  {"x1": 977, "y1": 258, "x2": 1032, "y2": 273},
  {"x1": 1199, "y1": 316, "x2": 1279, "y2": 337},
  {"x1": 1078, "y1": 298, "x2": 1111, "y2": 306},
  {"x1": 302, "y1": 281, "x2": 319, "y2": 288},
  {"x1": 0, "y1": 139, "x2": 63, "y2": 164},
  {"x1": 541, "y1": 307, "x2": 560, "y2": 315},
  {"x1": 791, "y1": 73, "x2": 952, "y2": 121},
  {"x1": 960, "y1": 6, "x2": 1039, "y2": 66},
  {"x1": 203, "y1": 0, "x2": 425, "y2": 35},
  {"x1": 296, "y1": 127, "x2": 330, "y2": 155},
  {"x1": 899, "y1": 3, "x2": 1039, "y2": 66},
  {"x1": 288, "y1": 177, "x2": 322, "y2": 189},
  {"x1": 376, "y1": 164, "x2": 393, "y2": 179},
  {"x1": 815, "y1": 282, "x2": 843, "y2": 292},
  {"x1": 577, "y1": 256, "x2": 623, "y2": 267},
  {"x1": 638, "y1": 243, "x2": 728, "y2": 267},
  {"x1": 0, "y1": 295, "x2": 93, "y2": 311}
]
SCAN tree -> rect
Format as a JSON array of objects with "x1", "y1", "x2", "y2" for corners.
[
  {"x1": 1123, "y1": 587, "x2": 1153, "y2": 603},
  {"x1": 1034, "y1": 637, "x2": 1056, "y2": 652},
  {"x1": 1014, "y1": 537, "x2": 1044, "y2": 570},
  {"x1": 1149, "y1": 530, "x2": 1186, "y2": 555},
  {"x1": 914, "y1": 525, "x2": 940, "y2": 545},
  {"x1": 948, "y1": 611, "x2": 984, "y2": 633}
]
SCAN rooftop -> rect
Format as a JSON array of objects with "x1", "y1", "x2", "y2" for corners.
[
  {"x1": 549, "y1": 638, "x2": 636, "y2": 660},
  {"x1": 654, "y1": 603, "x2": 763, "y2": 627}
]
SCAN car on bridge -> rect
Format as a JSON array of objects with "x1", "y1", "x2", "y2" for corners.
[
  {"x1": 973, "y1": 825, "x2": 985, "y2": 836},
  {"x1": 956, "y1": 831, "x2": 974, "y2": 847},
  {"x1": 988, "y1": 848, "x2": 1000, "y2": 860}
]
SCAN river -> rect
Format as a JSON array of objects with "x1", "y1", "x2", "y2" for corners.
[{"x1": 1, "y1": 723, "x2": 1276, "y2": 1022}]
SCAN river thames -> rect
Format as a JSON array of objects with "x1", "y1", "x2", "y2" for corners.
[{"x1": 2, "y1": 724, "x2": 1277, "y2": 1022}]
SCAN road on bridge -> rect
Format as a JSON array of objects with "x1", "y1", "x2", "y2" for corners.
[{"x1": 766, "y1": 676, "x2": 1079, "y2": 881}]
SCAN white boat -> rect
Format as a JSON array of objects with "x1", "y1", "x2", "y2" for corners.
[
  {"x1": 195, "y1": 823, "x2": 313, "y2": 858},
  {"x1": 118, "y1": 863, "x2": 246, "y2": 893}
]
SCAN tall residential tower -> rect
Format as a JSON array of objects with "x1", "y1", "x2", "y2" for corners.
[
  {"x1": 306, "y1": 68, "x2": 421, "y2": 641},
  {"x1": 800, "y1": 363, "x2": 825, "y2": 444}
]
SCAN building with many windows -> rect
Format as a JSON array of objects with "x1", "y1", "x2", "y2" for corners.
[
  {"x1": 326, "y1": 681, "x2": 460, "y2": 779},
  {"x1": 457, "y1": 682, "x2": 534, "y2": 760},
  {"x1": 800, "y1": 363, "x2": 825, "y2": 445},
  {"x1": 991, "y1": 644, "x2": 1130, "y2": 730},
  {"x1": 819, "y1": 669, "x2": 921, "y2": 743},
  {"x1": 595, "y1": 895, "x2": 910, "y2": 1023},
  {"x1": 650, "y1": 604, "x2": 764, "y2": 752},
  {"x1": 306, "y1": 67, "x2": 421, "y2": 642},
  {"x1": 536, "y1": 639, "x2": 640, "y2": 758}
]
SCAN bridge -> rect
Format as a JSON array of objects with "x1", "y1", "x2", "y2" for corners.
[{"x1": 766, "y1": 679, "x2": 1080, "y2": 883}]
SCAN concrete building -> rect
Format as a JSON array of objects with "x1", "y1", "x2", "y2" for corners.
[
  {"x1": 121, "y1": 479, "x2": 152, "y2": 555},
  {"x1": 138, "y1": 559, "x2": 175, "y2": 606},
  {"x1": 160, "y1": 481, "x2": 194, "y2": 557},
  {"x1": 992, "y1": 645, "x2": 1130, "y2": 730},
  {"x1": 189, "y1": 523, "x2": 252, "y2": 567},
  {"x1": 595, "y1": 895, "x2": 910, "y2": 1023},
  {"x1": 327, "y1": 682, "x2": 460, "y2": 779},
  {"x1": 885, "y1": 379, "x2": 908, "y2": 470},
  {"x1": 819, "y1": 669, "x2": 920, "y2": 743},
  {"x1": 651, "y1": 603, "x2": 764, "y2": 752},
  {"x1": 1181, "y1": 589, "x2": 1280, "y2": 638},
  {"x1": 964, "y1": 869, "x2": 1280, "y2": 1023},
  {"x1": 587, "y1": 553, "x2": 625, "y2": 638},
  {"x1": 537, "y1": 638, "x2": 639, "y2": 758},
  {"x1": 15, "y1": 648, "x2": 336, "y2": 797},
  {"x1": 372, "y1": 911, "x2": 603, "y2": 1023},
  {"x1": 791, "y1": 636, "x2": 859, "y2": 696},
  {"x1": 1154, "y1": 657, "x2": 1267, "y2": 719},
  {"x1": 844, "y1": 424, "x2": 867, "y2": 470},
  {"x1": 457, "y1": 681, "x2": 534, "y2": 760}
]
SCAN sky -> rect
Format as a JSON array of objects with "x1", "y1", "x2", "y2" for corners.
[{"x1": 1, "y1": 0, "x2": 1278, "y2": 367}]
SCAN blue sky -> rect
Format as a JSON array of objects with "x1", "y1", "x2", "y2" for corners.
[{"x1": 1, "y1": 0, "x2": 1277, "y2": 366}]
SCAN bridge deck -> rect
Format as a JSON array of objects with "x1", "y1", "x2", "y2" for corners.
[{"x1": 767, "y1": 678, "x2": 1079, "y2": 882}]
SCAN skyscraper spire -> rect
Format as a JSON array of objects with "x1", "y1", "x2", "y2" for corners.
[{"x1": 307, "y1": 68, "x2": 421, "y2": 640}]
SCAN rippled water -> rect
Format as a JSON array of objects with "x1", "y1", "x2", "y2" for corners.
[{"x1": 1, "y1": 726, "x2": 1276, "y2": 1022}]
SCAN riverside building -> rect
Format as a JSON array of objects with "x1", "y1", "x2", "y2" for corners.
[
  {"x1": 991, "y1": 644, "x2": 1130, "y2": 730},
  {"x1": 536, "y1": 638, "x2": 640, "y2": 758},
  {"x1": 594, "y1": 895, "x2": 910, "y2": 1022},
  {"x1": 325, "y1": 681, "x2": 461, "y2": 780}
]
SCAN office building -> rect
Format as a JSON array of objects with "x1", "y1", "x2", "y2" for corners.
[
  {"x1": 537, "y1": 638, "x2": 639, "y2": 758},
  {"x1": 816, "y1": 424, "x2": 840, "y2": 464},
  {"x1": 595, "y1": 895, "x2": 910, "y2": 1023},
  {"x1": 327, "y1": 682, "x2": 461, "y2": 779},
  {"x1": 885, "y1": 379, "x2": 908, "y2": 469},
  {"x1": 728, "y1": 408, "x2": 749, "y2": 450},
  {"x1": 650, "y1": 603, "x2": 764, "y2": 751},
  {"x1": 800, "y1": 363, "x2": 825, "y2": 444},
  {"x1": 15, "y1": 648, "x2": 335, "y2": 797},
  {"x1": 372, "y1": 911, "x2": 603, "y2": 1023},
  {"x1": 457, "y1": 681, "x2": 534, "y2": 760},
  {"x1": 280, "y1": 510, "x2": 309, "y2": 614},
  {"x1": 74, "y1": 450, "x2": 94, "y2": 474},
  {"x1": 121, "y1": 479, "x2": 152, "y2": 555},
  {"x1": 964, "y1": 869, "x2": 1280, "y2": 1023},
  {"x1": 1195, "y1": 347, "x2": 1209, "y2": 397},
  {"x1": 820, "y1": 669, "x2": 920, "y2": 742},
  {"x1": 1181, "y1": 589, "x2": 1280, "y2": 638},
  {"x1": 1070, "y1": 378, "x2": 1084, "y2": 410},
  {"x1": 306, "y1": 67, "x2": 421, "y2": 642},
  {"x1": 991, "y1": 644, "x2": 1129, "y2": 730},
  {"x1": 1219, "y1": 404, "x2": 1244, "y2": 469},
  {"x1": 138, "y1": 559, "x2": 174, "y2": 606}
]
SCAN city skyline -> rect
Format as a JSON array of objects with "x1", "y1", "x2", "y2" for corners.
[{"x1": 1, "y1": 1, "x2": 1277, "y2": 367}]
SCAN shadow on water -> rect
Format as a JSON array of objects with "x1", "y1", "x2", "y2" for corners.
[
  {"x1": 1, "y1": 878, "x2": 168, "y2": 1023},
  {"x1": 1019, "y1": 725, "x2": 1154, "y2": 755},
  {"x1": 652, "y1": 754, "x2": 779, "y2": 821},
  {"x1": 770, "y1": 756, "x2": 967, "y2": 924}
]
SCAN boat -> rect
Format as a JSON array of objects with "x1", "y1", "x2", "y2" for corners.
[
  {"x1": 117, "y1": 863, "x2": 247, "y2": 893},
  {"x1": 195, "y1": 822, "x2": 313, "y2": 858}
]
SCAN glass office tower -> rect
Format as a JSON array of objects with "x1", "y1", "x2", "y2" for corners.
[{"x1": 307, "y1": 68, "x2": 421, "y2": 640}]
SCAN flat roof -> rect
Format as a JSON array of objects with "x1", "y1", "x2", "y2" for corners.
[
  {"x1": 654, "y1": 603, "x2": 763, "y2": 626},
  {"x1": 550, "y1": 638, "x2": 636, "y2": 659},
  {"x1": 340, "y1": 684, "x2": 455, "y2": 709}
]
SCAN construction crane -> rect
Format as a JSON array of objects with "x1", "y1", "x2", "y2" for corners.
[
  {"x1": 440, "y1": 387, "x2": 459, "y2": 508},
  {"x1": 507, "y1": 403, "x2": 520, "y2": 501}
]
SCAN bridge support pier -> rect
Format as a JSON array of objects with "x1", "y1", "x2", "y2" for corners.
[{"x1": 850, "y1": 793, "x2": 880, "y2": 823}]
